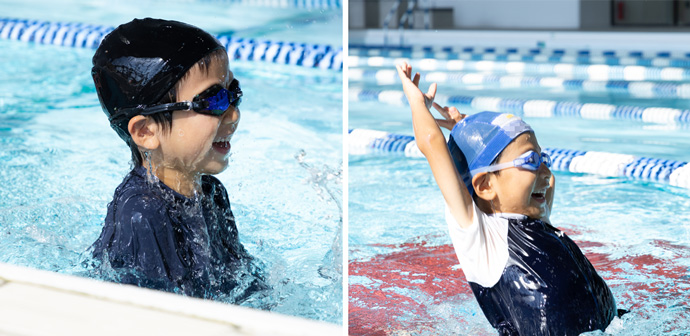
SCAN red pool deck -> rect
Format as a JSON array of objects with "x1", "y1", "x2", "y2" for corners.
[{"x1": 349, "y1": 231, "x2": 690, "y2": 335}]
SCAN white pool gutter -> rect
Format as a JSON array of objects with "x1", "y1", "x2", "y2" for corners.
[
  {"x1": 350, "y1": 29, "x2": 690, "y2": 54},
  {"x1": 0, "y1": 262, "x2": 342, "y2": 336}
]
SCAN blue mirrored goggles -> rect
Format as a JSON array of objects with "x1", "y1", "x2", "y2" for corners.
[
  {"x1": 110, "y1": 79, "x2": 242, "y2": 123},
  {"x1": 470, "y1": 151, "x2": 551, "y2": 176}
]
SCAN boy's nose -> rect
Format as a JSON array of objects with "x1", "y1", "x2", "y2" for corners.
[
  {"x1": 538, "y1": 162, "x2": 552, "y2": 180},
  {"x1": 222, "y1": 106, "x2": 240, "y2": 126}
]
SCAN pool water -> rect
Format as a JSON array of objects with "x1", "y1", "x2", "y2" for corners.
[
  {"x1": 349, "y1": 57, "x2": 690, "y2": 334},
  {"x1": 0, "y1": 0, "x2": 342, "y2": 324}
]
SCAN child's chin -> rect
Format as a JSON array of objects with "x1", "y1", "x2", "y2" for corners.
[
  {"x1": 523, "y1": 205, "x2": 547, "y2": 219},
  {"x1": 201, "y1": 161, "x2": 229, "y2": 175},
  {"x1": 532, "y1": 207, "x2": 549, "y2": 220}
]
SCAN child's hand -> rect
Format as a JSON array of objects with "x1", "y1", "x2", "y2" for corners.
[
  {"x1": 433, "y1": 103, "x2": 466, "y2": 130},
  {"x1": 396, "y1": 62, "x2": 436, "y2": 110}
]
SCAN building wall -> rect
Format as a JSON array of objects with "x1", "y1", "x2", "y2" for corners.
[
  {"x1": 350, "y1": 0, "x2": 580, "y2": 30},
  {"x1": 350, "y1": 0, "x2": 686, "y2": 31},
  {"x1": 448, "y1": 0, "x2": 579, "y2": 30}
]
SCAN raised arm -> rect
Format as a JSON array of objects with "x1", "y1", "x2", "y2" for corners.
[{"x1": 396, "y1": 63, "x2": 474, "y2": 228}]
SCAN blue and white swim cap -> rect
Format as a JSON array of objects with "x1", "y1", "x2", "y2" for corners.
[{"x1": 447, "y1": 111, "x2": 533, "y2": 196}]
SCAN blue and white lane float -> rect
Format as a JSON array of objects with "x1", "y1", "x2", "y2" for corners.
[
  {"x1": 348, "y1": 55, "x2": 690, "y2": 81},
  {"x1": 349, "y1": 47, "x2": 690, "y2": 68},
  {"x1": 350, "y1": 45, "x2": 690, "y2": 60},
  {"x1": 349, "y1": 87, "x2": 690, "y2": 125},
  {"x1": 214, "y1": 0, "x2": 341, "y2": 9},
  {"x1": 348, "y1": 128, "x2": 690, "y2": 189},
  {"x1": 350, "y1": 68, "x2": 690, "y2": 99},
  {"x1": 0, "y1": 18, "x2": 342, "y2": 71}
]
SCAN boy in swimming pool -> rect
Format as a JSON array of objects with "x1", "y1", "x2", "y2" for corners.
[
  {"x1": 90, "y1": 18, "x2": 265, "y2": 301},
  {"x1": 396, "y1": 62, "x2": 621, "y2": 335}
]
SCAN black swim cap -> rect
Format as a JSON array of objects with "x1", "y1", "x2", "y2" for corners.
[{"x1": 92, "y1": 18, "x2": 224, "y2": 143}]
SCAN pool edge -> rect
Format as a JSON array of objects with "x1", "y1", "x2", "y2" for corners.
[{"x1": 0, "y1": 262, "x2": 342, "y2": 336}]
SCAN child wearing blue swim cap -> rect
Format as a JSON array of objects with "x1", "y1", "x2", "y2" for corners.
[
  {"x1": 396, "y1": 62, "x2": 623, "y2": 335},
  {"x1": 89, "y1": 18, "x2": 266, "y2": 301}
]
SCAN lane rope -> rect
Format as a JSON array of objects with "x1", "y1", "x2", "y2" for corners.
[
  {"x1": 349, "y1": 68, "x2": 690, "y2": 99},
  {"x1": 348, "y1": 55, "x2": 690, "y2": 81},
  {"x1": 348, "y1": 128, "x2": 690, "y2": 189},
  {"x1": 349, "y1": 87, "x2": 690, "y2": 125},
  {"x1": 0, "y1": 17, "x2": 343, "y2": 70},
  {"x1": 350, "y1": 46, "x2": 690, "y2": 68}
]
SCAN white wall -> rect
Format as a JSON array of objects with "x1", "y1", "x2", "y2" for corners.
[
  {"x1": 447, "y1": 0, "x2": 580, "y2": 29},
  {"x1": 350, "y1": 0, "x2": 366, "y2": 28},
  {"x1": 355, "y1": 0, "x2": 582, "y2": 30}
]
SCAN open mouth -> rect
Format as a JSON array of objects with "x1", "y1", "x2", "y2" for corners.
[
  {"x1": 212, "y1": 140, "x2": 231, "y2": 155},
  {"x1": 531, "y1": 192, "x2": 546, "y2": 202}
]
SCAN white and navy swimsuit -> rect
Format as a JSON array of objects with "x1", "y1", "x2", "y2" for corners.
[{"x1": 447, "y1": 204, "x2": 618, "y2": 335}]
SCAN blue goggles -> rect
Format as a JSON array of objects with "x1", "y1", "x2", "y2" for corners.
[
  {"x1": 470, "y1": 150, "x2": 551, "y2": 176},
  {"x1": 110, "y1": 78, "x2": 242, "y2": 123}
]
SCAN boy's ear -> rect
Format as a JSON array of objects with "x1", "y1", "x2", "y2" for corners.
[
  {"x1": 472, "y1": 173, "x2": 496, "y2": 201},
  {"x1": 128, "y1": 115, "x2": 160, "y2": 150}
]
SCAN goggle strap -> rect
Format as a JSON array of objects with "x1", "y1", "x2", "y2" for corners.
[
  {"x1": 470, "y1": 151, "x2": 546, "y2": 176},
  {"x1": 470, "y1": 161, "x2": 517, "y2": 176},
  {"x1": 109, "y1": 102, "x2": 193, "y2": 124},
  {"x1": 139, "y1": 102, "x2": 192, "y2": 116}
]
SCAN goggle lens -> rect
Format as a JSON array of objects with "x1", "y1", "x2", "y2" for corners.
[
  {"x1": 518, "y1": 151, "x2": 551, "y2": 170},
  {"x1": 193, "y1": 79, "x2": 242, "y2": 116},
  {"x1": 541, "y1": 152, "x2": 551, "y2": 168}
]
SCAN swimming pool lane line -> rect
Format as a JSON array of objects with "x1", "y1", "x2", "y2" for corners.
[
  {"x1": 350, "y1": 69, "x2": 690, "y2": 100},
  {"x1": 348, "y1": 55, "x2": 690, "y2": 81},
  {"x1": 348, "y1": 128, "x2": 690, "y2": 190},
  {"x1": 349, "y1": 87, "x2": 690, "y2": 125},
  {"x1": 0, "y1": 18, "x2": 342, "y2": 71},
  {"x1": 350, "y1": 47, "x2": 690, "y2": 68},
  {"x1": 351, "y1": 45, "x2": 689, "y2": 60},
  {"x1": 204, "y1": 0, "x2": 341, "y2": 9}
]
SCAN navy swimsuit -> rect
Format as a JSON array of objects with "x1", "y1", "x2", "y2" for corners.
[
  {"x1": 470, "y1": 217, "x2": 617, "y2": 335},
  {"x1": 91, "y1": 166, "x2": 266, "y2": 301}
]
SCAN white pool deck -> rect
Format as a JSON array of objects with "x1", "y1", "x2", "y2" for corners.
[
  {"x1": 0, "y1": 262, "x2": 342, "y2": 336},
  {"x1": 351, "y1": 29, "x2": 690, "y2": 55}
]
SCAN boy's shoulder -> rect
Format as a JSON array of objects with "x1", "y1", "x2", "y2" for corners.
[
  {"x1": 201, "y1": 174, "x2": 224, "y2": 189},
  {"x1": 201, "y1": 174, "x2": 230, "y2": 208},
  {"x1": 114, "y1": 166, "x2": 153, "y2": 195},
  {"x1": 96, "y1": 167, "x2": 171, "y2": 259},
  {"x1": 109, "y1": 167, "x2": 168, "y2": 215}
]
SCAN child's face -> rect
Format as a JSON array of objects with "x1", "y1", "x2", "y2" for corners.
[
  {"x1": 487, "y1": 132, "x2": 552, "y2": 219},
  {"x1": 156, "y1": 53, "x2": 240, "y2": 176}
]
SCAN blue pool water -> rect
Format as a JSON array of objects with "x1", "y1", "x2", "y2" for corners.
[
  {"x1": 349, "y1": 53, "x2": 690, "y2": 334},
  {"x1": 0, "y1": 0, "x2": 342, "y2": 324}
]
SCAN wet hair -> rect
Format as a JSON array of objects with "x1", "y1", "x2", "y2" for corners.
[{"x1": 130, "y1": 49, "x2": 228, "y2": 167}]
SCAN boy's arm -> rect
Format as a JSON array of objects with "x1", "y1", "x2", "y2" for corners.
[{"x1": 396, "y1": 63, "x2": 474, "y2": 228}]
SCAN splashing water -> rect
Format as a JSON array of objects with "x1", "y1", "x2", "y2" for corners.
[{"x1": 294, "y1": 149, "x2": 343, "y2": 282}]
